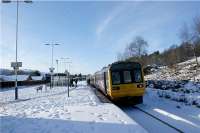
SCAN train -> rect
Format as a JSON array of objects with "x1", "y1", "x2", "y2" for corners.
[{"x1": 89, "y1": 61, "x2": 146, "y2": 103}]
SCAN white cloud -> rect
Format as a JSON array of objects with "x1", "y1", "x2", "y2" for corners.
[
  {"x1": 113, "y1": 9, "x2": 179, "y2": 54},
  {"x1": 96, "y1": 3, "x2": 129, "y2": 38}
]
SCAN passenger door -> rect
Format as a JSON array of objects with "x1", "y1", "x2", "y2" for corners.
[{"x1": 104, "y1": 72, "x2": 107, "y2": 94}]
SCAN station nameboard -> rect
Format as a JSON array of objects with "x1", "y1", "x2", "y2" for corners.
[{"x1": 11, "y1": 62, "x2": 22, "y2": 68}]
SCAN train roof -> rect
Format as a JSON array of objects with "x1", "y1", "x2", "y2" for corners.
[
  {"x1": 110, "y1": 61, "x2": 142, "y2": 70},
  {"x1": 92, "y1": 61, "x2": 141, "y2": 75}
]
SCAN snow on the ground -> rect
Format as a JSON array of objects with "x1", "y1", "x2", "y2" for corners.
[
  {"x1": 0, "y1": 81, "x2": 147, "y2": 133},
  {"x1": 137, "y1": 88, "x2": 200, "y2": 133},
  {"x1": 151, "y1": 81, "x2": 200, "y2": 107},
  {"x1": 145, "y1": 57, "x2": 200, "y2": 107},
  {"x1": 145, "y1": 57, "x2": 200, "y2": 81},
  {"x1": 139, "y1": 57, "x2": 200, "y2": 132}
]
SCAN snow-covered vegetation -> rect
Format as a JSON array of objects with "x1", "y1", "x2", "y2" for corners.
[
  {"x1": 145, "y1": 57, "x2": 200, "y2": 81},
  {"x1": 138, "y1": 88, "x2": 200, "y2": 133},
  {"x1": 145, "y1": 57, "x2": 200, "y2": 108}
]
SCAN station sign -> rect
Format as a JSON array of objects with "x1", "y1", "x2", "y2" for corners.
[
  {"x1": 11, "y1": 62, "x2": 22, "y2": 68},
  {"x1": 49, "y1": 67, "x2": 55, "y2": 73}
]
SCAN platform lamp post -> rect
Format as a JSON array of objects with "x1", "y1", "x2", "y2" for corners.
[
  {"x1": 2, "y1": 0, "x2": 32, "y2": 100},
  {"x1": 45, "y1": 43, "x2": 60, "y2": 89}
]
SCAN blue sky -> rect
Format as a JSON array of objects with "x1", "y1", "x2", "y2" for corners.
[{"x1": 1, "y1": 1, "x2": 200, "y2": 74}]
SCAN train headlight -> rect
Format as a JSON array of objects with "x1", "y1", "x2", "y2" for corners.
[{"x1": 137, "y1": 84, "x2": 144, "y2": 88}]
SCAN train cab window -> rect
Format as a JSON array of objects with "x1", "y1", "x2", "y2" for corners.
[
  {"x1": 123, "y1": 71, "x2": 132, "y2": 83},
  {"x1": 112, "y1": 72, "x2": 120, "y2": 85},
  {"x1": 134, "y1": 69, "x2": 142, "y2": 82}
]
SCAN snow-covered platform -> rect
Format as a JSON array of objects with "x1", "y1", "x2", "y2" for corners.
[{"x1": 0, "y1": 82, "x2": 147, "y2": 133}]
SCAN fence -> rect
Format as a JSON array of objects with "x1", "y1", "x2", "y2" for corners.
[{"x1": 0, "y1": 80, "x2": 49, "y2": 88}]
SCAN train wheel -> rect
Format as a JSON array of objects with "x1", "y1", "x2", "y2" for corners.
[{"x1": 130, "y1": 96, "x2": 143, "y2": 105}]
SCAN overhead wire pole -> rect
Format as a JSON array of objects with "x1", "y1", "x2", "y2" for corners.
[
  {"x1": 60, "y1": 58, "x2": 69, "y2": 86},
  {"x1": 2, "y1": 0, "x2": 32, "y2": 100},
  {"x1": 66, "y1": 61, "x2": 72, "y2": 97},
  {"x1": 60, "y1": 60, "x2": 64, "y2": 86},
  {"x1": 45, "y1": 43, "x2": 60, "y2": 89},
  {"x1": 64, "y1": 62, "x2": 68, "y2": 86},
  {"x1": 60, "y1": 57, "x2": 71, "y2": 97},
  {"x1": 56, "y1": 59, "x2": 59, "y2": 86}
]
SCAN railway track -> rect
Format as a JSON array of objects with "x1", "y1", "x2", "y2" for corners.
[
  {"x1": 120, "y1": 105, "x2": 184, "y2": 133},
  {"x1": 132, "y1": 106, "x2": 184, "y2": 133},
  {"x1": 92, "y1": 87, "x2": 184, "y2": 133}
]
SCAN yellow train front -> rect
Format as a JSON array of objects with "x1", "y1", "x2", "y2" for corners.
[{"x1": 90, "y1": 61, "x2": 145, "y2": 103}]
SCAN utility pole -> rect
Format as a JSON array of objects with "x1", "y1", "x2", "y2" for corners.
[
  {"x1": 45, "y1": 43, "x2": 60, "y2": 89},
  {"x1": 2, "y1": 0, "x2": 32, "y2": 100}
]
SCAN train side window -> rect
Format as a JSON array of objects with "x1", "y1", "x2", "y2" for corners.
[
  {"x1": 123, "y1": 71, "x2": 132, "y2": 83},
  {"x1": 112, "y1": 72, "x2": 120, "y2": 85},
  {"x1": 134, "y1": 69, "x2": 142, "y2": 83}
]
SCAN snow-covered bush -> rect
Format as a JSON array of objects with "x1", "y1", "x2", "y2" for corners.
[
  {"x1": 184, "y1": 82, "x2": 199, "y2": 93},
  {"x1": 157, "y1": 90, "x2": 164, "y2": 97},
  {"x1": 184, "y1": 94, "x2": 195, "y2": 105},
  {"x1": 161, "y1": 85, "x2": 167, "y2": 90},
  {"x1": 163, "y1": 90, "x2": 171, "y2": 99},
  {"x1": 149, "y1": 83, "x2": 154, "y2": 88},
  {"x1": 176, "y1": 93, "x2": 186, "y2": 102},
  {"x1": 170, "y1": 92, "x2": 182, "y2": 101},
  {"x1": 196, "y1": 99, "x2": 200, "y2": 108}
]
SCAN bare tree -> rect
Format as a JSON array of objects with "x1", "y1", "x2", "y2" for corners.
[
  {"x1": 192, "y1": 16, "x2": 200, "y2": 66},
  {"x1": 178, "y1": 17, "x2": 200, "y2": 81},
  {"x1": 179, "y1": 21, "x2": 199, "y2": 66},
  {"x1": 194, "y1": 15, "x2": 200, "y2": 36},
  {"x1": 126, "y1": 36, "x2": 148, "y2": 58},
  {"x1": 192, "y1": 15, "x2": 200, "y2": 81},
  {"x1": 179, "y1": 23, "x2": 190, "y2": 43},
  {"x1": 117, "y1": 52, "x2": 124, "y2": 61}
]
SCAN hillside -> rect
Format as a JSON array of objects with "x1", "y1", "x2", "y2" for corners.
[
  {"x1": 145, "y1": 57, "x2": 200, "y2": 82},
  {"x1": 145, "y1": 57, "x2": 200, "y2": 108}
]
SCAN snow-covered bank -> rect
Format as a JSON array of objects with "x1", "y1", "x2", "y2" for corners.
[
  {"x1": 145, "y1": 57, "x2": 200, "y2": 108},
  {"x1": 137, "y1": 88, "x2": 200, "y2": 133},
  {"x1": 0, "y1": 82, "x2": 147, "y2": 133},
  {"x1": 145, "y1": 57, "x2": 200, "y2": 81}
]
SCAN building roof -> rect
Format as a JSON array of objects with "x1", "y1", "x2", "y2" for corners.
[
  {"x1": 0, "y1": 75, "x2": 45, "y2": 82},
  {"x1": 31, "y1": 76, "x2": 44, "y2": 81},
  {"x1": 0, "y1": 75, "x2": 31, "y2": 81}
]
